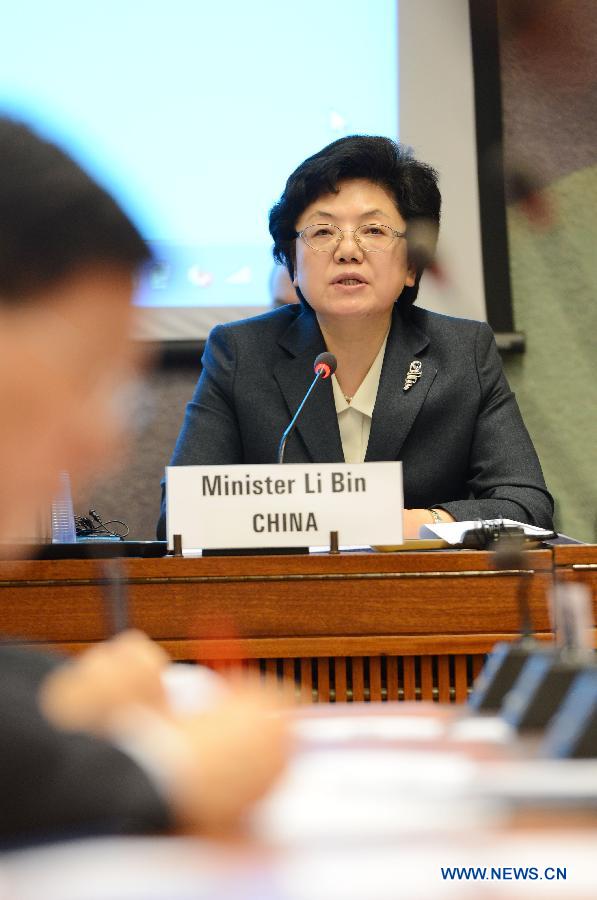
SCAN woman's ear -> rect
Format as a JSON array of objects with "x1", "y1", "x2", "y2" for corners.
[{"x1": 405, "y1": 266, "x2": 417, "y2": 288}]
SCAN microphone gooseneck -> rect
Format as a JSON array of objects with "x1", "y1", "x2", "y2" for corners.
[{"x1": 277, "y1": 352, "x2": 337, "y2": 464}]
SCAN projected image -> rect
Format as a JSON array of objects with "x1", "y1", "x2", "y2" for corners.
[{"x1": 1, "y1": 0, "x2": 397, "y2": 318}]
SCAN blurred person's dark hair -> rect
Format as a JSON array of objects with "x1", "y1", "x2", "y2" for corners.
[
  {"x1": 0, "y1": 117, "x2": 152, "y2": 303},
  {"x1": 269, "y1": 134, "x2": 441, "y2": 308}
]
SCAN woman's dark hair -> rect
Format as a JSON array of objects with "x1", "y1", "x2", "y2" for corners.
[
  {"x1": 269, "y1": 135, "x2": 441, "y2": 307},
  {"x1": 0, "y1": 117, "x2": 152, "y2": 302}
]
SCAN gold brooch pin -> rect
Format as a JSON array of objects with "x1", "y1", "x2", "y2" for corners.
[{"x1": 403, "y1": 359, "x2": 422, "y2": 392}]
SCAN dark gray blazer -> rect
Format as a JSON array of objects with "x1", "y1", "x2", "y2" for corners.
[
  {"x1": 0, "y1": 644, "x2": 169, "y2": 845},
  {"x1": 157, "y1": 303, "x2": 553, "y2": 537}
]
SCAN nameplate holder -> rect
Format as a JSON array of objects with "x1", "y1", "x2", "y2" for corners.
[{"x1": 166, "y1": 462, "x2": 403, "y2": 553}]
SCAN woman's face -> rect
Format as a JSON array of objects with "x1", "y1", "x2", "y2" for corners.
[{"x1": 293, "y1": 179, "x2": 416, "y2": 326}]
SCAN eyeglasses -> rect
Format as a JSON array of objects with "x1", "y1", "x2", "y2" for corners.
[{"x1": 296, "y1": 222, "x2": 407, "y2": 253}]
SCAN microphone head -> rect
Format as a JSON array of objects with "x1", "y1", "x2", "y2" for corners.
[{"x1": 313, "y1": 352, "x2": 337, "y2": 379}]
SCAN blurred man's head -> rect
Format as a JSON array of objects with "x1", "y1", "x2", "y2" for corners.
[
  {"x1": 0, "y1": 117, "x2": 152, "y2": 540},
  {"x1": 269, "y1": 263, "x2": 299, "y2": 307}
]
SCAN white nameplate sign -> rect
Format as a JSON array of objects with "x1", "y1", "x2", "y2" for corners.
[{"x1": 166, "y1": 462, "x2": 403, "y2": 551}]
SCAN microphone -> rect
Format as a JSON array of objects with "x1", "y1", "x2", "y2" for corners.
[
  {"x1": 468, "y1": 533, "x2": 539, "y2": 713},
  {"x1": 277, "y1": 352, "x2": 337, "y2": 464}
]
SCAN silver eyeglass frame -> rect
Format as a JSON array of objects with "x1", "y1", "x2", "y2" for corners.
[{"x1": 295, "y1": 223, "x2": 407, "y2": 253}]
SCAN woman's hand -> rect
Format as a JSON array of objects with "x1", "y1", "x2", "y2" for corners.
[{"x1": 403, "y1": 508, "x2": 455, "y2": 539}]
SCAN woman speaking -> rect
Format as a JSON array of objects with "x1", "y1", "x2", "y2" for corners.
[{"x1": 158, "y1": 136, "x2": 553, "y2": 539}]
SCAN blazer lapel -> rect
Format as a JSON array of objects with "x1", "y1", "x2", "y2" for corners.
[
  {"x1": 365, "y1": 306, "x2": 437, "y2": 462},
  {"x1": 274, "y1": 307, "x2": 344, "y2": 462}
]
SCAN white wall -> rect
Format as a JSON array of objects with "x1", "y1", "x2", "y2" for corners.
[{"x1": 399, "y1": 0, "x2": 486, "y2": 321}]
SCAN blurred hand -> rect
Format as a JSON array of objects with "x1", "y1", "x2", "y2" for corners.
[
  {"x1": 39, "y1": 629, "x2": 170, "y2": 732},
  {"x1": 169, "y1": 683, "x2": 290, "y2": 833},
  {"x1": 40, "y1": 635, "x2": 290, "y2": 833}
]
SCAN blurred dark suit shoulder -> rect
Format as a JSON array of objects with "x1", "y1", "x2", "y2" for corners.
[{"x1": 0, "y1": 644, "x2": 170, "y2": 845}]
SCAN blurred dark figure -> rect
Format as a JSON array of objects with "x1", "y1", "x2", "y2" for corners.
[{"x1": 0, "y1": 117, "x2": 288, "y2": 845}]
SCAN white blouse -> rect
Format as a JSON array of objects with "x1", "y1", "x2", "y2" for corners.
[{"x1": 331, "y1": 334, "x2": 389, "y2": 464}]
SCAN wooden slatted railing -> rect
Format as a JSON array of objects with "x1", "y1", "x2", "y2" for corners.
[{"x1": 202, "y1": 651, "x2": 489, "y2": 703}]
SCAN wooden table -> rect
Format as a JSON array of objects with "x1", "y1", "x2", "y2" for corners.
[
  {"x1": 553, "y1": 544, "x2": 597, "y2": 594},
  {"x1": 0, "y1": 547, "x2": 562, "y2": 704}
]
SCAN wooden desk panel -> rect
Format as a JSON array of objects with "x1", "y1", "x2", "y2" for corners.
[
  {"x1": 553, "y1": 544, "x2": 597, "y2": 599},
  {"x1": 553, "y1": 545, "x2": 597, "y2": 566},
  {"x1": 0, "y1": 549, "x2": 559, "y2": 704},
  {"x1": 0, "y1": 550, "x2": 553, "y2": 644}
]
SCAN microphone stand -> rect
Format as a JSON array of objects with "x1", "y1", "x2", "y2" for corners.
[
  {"x1": 278, "y1": 369, "x2": 325, "y2": 464},
  {"x1": 277, "y1": 352, "x2": 336, "y2": 464},
  {"x1": 469, "y1": 533, "x2": 541, "y2": 712}
]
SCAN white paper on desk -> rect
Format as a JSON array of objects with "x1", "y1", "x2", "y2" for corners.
[
  {"x1": 447, "y1": 715, "x2": 515, "y2": 744},
  {"x1": 0, "y1": 837, "x2": 240, "y2": 900},
  {"x1": 419, "y1": 518, "x2": 554, "y2": 543},
  {"x1": 293, "y1": 715, "x2": 444, "y2": 743},
  {"x1": 253, "y1": 748, "x2": 489, "y2": 844},
  {"x1": 309, "y1": 544, "x2": 369, "y2": 553},
  {"x1": 162, "y1": 664, "x2": 228, "y2": 714},
  {"x1": 473, "y1": 760, "x2": 597, "y2": 803}
]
